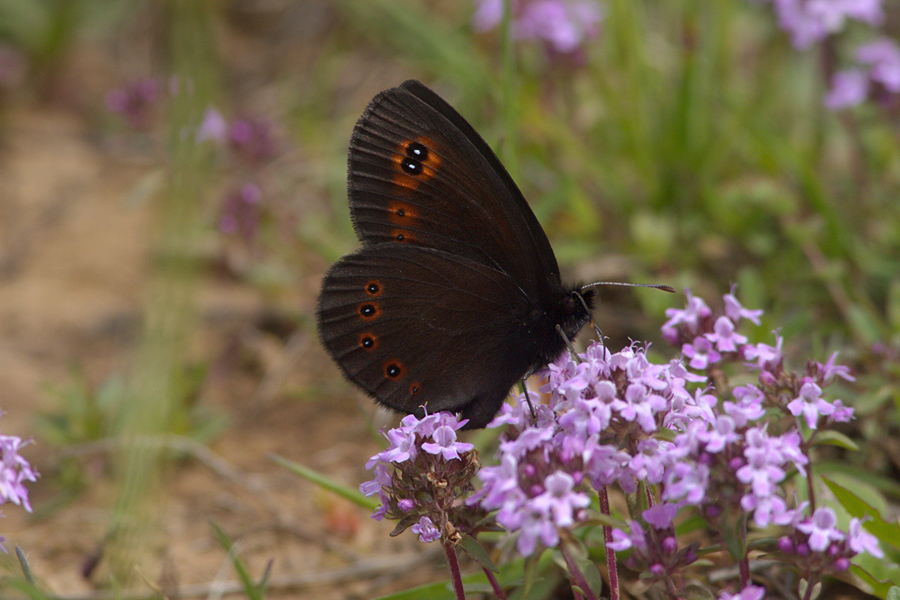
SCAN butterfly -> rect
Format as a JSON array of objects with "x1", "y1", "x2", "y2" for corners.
[{"x1": 317, "y1": 80, "x2": 614, "y2": 429}]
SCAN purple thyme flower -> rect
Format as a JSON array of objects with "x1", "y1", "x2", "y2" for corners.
[
  {"x1": 847, "y1": 517, "x2": 883, "y2": 558},
  {"x1": 421, "y1": 424, "x2": 474, "y2": 460},
  {"x1": 0, "y1": 420, "x2": 38, "y2": 513},
  {"x1": 724, "y1": 291, "x2": 763, "y2": 325},
  {"x1": 359, "y1": 463, "x2": 393, "y2": 521},
  {"x1": 796, "y1": 506, "x2": 845, "y2": 551},
  {"x1": 753, "y1": 0, "x2": 884, "y2": 50},
  {"x1": 643, "y1": 502, "x2": 679, "y2": 529},
  {"x1": 705, "y1": 316, "x2": 748, "y2": 353},
  {"x1": 607, "y1": 520, "x2": 648, "y2": 552},
  {"x1": 856, "y1": 37, "x2": 900, "y2": 91},
  {"x1": 742, "y1": 334, "x2": 783, "y2": 369},
  {"x1": 362, "y1": 411, "x2": 484, "y2": 540},
  {"x1": 725, "y1": 384, "x2": 766, "y2": 427},
  {"x1": 106, "y1": 78, "x2": 161, "y2": 130},
  {"x1": 229, "y1": 117, "x2": 277, "y2": 164},
  {"x1": 824, "y1": 69, "x2": 870, "y2": 109},
  {"x1": 787, "y1": 379, "x2": 835, "y2": 428},
  {"x1": 824, "y1": 37, "x2": 900, "y2": 109},
  {"x1": 682, "y1": 336, "x2": 721, "y2": 370},
  {"x1": 735, "y1": 426, "x2": 804, "y2": 527},
  {"x1": 816, "y1": 352, "x2": 855, "y2": 383},
  {"x1": 718, "y1": 584, "x2": 766, "y2": 600},
  {"x1": 411, "y1": 516, "x2": 441, "y2": 542},
  {"x1": 662, "y1": 290, "x2": 711, "y2": 343},
  {"x1": 219, "y1": 182, "x2": 263, "y2": 240},
  {"x1": 473, "y1": 0, "x2": 604, "y2": 53},
  {"x1": 196, "y1": 106, "x2": 229, "y2": 143}
]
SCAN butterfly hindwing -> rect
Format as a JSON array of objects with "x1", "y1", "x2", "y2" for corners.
[{"x1": 317, "y1": 244, "x2": 535, "y2": 428}]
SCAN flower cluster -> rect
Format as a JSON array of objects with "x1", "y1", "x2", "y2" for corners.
[
  {"x1": 750, "y1": 0, "x2": 883, "y2": 50},
  {"x1": 777, "y1": 506, "x2": 883, "y2": 579},
  {"x1": 106, "y1": 78, "x2": 162, "y2": 130},
  {"x1": 360, "y1": 412, "x2": 488, "y2": 544},
  {"x1": 0, "y1": 412, "x2": 39, "y2": 553},
  {"x1": 473, "y1": 0, "x2": 604, "y2": 54},
  {"x1": 196, "y1": 107, "x2": 278, "y2": 243},
  {"x1": 363, "y1": 291, "x2": 881, "y2": 597},
  {"x1": 824, "y1": 37, "x2": 900, "y2": 109},
  {"x1": 219, "y1": 182, "x2": 263, "y2": 241},
  {"x1": 470, "y1": 290, "x2": 875, "y2": 592},
  {"x1": 747, "y1": 1, "x2": 900, "y2": 110}
]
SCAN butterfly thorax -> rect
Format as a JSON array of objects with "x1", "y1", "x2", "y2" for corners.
[{"x1": 519, "y1": 285, "x2": 595, "y2": 373}]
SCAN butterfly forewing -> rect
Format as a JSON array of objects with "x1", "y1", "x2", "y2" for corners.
[{"x1": 348, "y1": 80, "x2": 562, "y2": 301}]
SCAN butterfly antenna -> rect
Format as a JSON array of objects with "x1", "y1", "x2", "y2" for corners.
[
  {"x1": 577, "y1": 282, "x2": 674, "y2": 355},
  {"x1": 581, "y1": 281, "x2": 676, "y2": 294},
  {"x1": 518, "y1": 380, "x2": 537, "y2": 425}
]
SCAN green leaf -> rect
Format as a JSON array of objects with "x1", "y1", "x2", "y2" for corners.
[
  {"x1": 459, "y1": 535, "x2": 499, "y2": 573},
  {"x1": 210, "y1": 522, "x2": 269, "y2": 600},
  {"x1": 816, "y1": 461, "x2": 900, "y2": 499},
  {"x1": 571, "y1": 554, "x2": 604, "y2": 600},
  {"x1": 822, "y1": 477, "x2": 900, "y2": 550},
  {"x1": 851, "y1": 559, "x2": 900, "y2": 593},
  {"x1": 373, "y1": 580, "x2": 456, "y2": 600},
  {"x1": 811, "y1": 430, "x2": 859, "y2": 451},
  {"x1": 522, "y1": 547, "x2": 546, "y2": 598},
  {"x1": 270, "y1": 454, "x2": 379, "y2": 510}
]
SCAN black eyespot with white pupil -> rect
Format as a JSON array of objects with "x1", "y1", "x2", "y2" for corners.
[
  {"x1": 401, "y1": 142, "x2": 429, "y2": 176},
  {"x1": 386, "y1": 363, "x2": 402, "y2": 378},
  {"x1": 366, "y1": 282, "x2": 381, "y2": 296},
  {"x1": 361, "y1": 335, "x2": 375, "y2": 349},
  {"x1": 360, "y1": 304, "x2": 377, "y2": 318},
  {"x1": 401, "y1": 158, "x2": 421, "y2": 175},
  {"x1": 406, "y1": 142, "x2": 428, "y2": 160}
]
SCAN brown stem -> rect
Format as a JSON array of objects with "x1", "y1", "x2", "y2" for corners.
[
  {"x1": 599, "y1": 486, "x2": 620, "y2": 600},
  {"x1": 443, "y1": 543, "x2": 466, "y2": 600},
  {"x1": 483, "y1": 566, "x2": 507, "y2": 600},
  {"x1": 559, "y1": 537, "x2": 599, "y2": 600}
]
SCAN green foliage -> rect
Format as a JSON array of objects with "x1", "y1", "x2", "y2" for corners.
[
  {"x1": 4, "y1": 0, "x2": 899, "y2": 597},
  {"x1": 271, "y1": 455, "x2": 379, "y2": 511},
  {"x1": 211, "y1": 522, "x2": 272, "y2": 600}
]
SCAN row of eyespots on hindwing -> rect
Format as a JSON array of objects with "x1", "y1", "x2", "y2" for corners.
[{"x1": 356, "y1": 279, "x2": 421, "y2": 398}]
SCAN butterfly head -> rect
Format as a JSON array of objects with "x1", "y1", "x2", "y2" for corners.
[{"x1": 559, "y1": 286, "x2": 595, "y2": 339}]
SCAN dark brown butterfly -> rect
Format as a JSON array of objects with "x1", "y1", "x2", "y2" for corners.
[{"x1": 316, "y1": 80, "x2": 597, "y2": 429}]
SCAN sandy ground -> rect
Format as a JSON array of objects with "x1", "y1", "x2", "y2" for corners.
[{"x1": 0, "y1": 102, "x2": 448, "y2": 598}]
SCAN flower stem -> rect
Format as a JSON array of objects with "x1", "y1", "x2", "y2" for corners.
[
  {"x1": 560, "y1": 539, "x2": 599, "y2": 600},
  {"x1": 444, "y1": 542, "x2": 466, "y2": 600},
  {"x1": 599, "y1": 486, "x2": 620, "y2": 600},
  {"x1": 483, "y1": 566, "x2": 507, "y2": 600}
]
